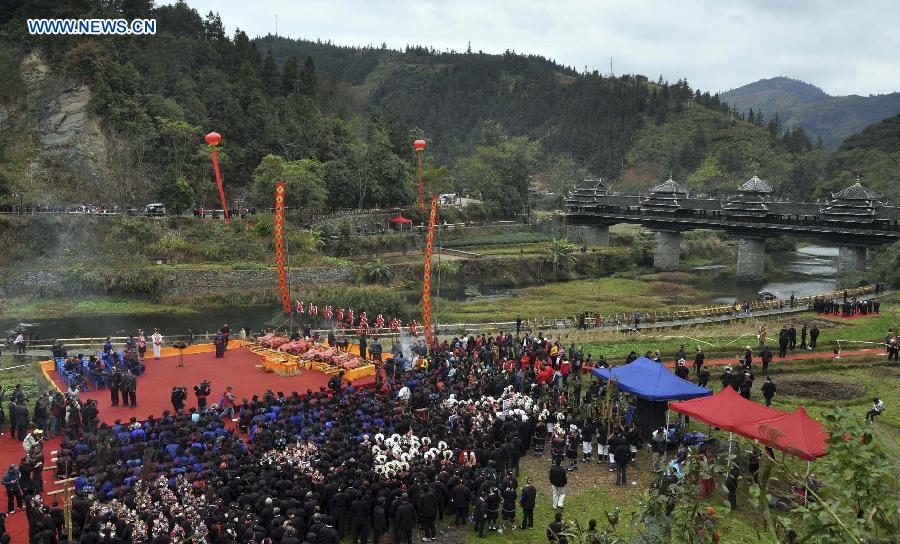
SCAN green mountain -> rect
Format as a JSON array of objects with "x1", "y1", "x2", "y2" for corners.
[
  {"x1": 720, "y1": 77, "x2": 900, "y2": 151},
  {"x1": 820, "y1": 113, "x2": 900, "y2": 197},
  {"x1": 0, "y1": 1, "x2": 869, "y2": 213}
]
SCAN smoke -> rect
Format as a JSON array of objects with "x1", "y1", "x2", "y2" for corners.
[{"x1": 398, "y1": 332, "x2": 414, "y2": 363}]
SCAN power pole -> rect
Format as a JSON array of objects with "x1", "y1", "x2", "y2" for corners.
[
  {"x1": 275, "y1": 14, "x2": 278, "y2": 37},
  {"x1": 610, "y1": 56, "x2": 613, "y2": 77}
]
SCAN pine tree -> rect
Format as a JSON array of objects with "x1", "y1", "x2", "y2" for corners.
[
  {"x1": 282, "y1": 56, "x2": 299, "y2": 95},
  {"x1": 262, "y1": 50, "x2": 279, "y2": 96},
  {"x1": 299, "y1": 56, "x2": 317, "y2": 97}
]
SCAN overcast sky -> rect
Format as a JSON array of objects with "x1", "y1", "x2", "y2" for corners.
[{"x1": 167, "y1": 0, "x2": 900, "y2": 96}]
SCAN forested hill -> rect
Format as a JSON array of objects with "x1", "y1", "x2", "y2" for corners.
[
  {"x1": 818, "y1": 114, "x2": 900, "y2": 196},
  {"x1": 0, "y1": 1, "x2": 890, "y2": 215},
  {"x1": 255, "y1": 34, "x2": 733, "y2": 179},
  {"x1": 721, "y1": 77, "x2": 900, "y2": 151}
]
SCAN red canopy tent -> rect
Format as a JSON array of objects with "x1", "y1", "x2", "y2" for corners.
[
  {"x1": 388, "y1": 215, "x2": 413, "y2": 230},
  {"x1": 734, "y1": 406, "x2": 829, "y2": 461},
  {"x1": 668, "y1": 387, "x2": 787, "y2": 432}
]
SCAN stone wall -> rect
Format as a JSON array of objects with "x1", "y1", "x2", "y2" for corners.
[
  {"x1": 160, "y1": 268, "x2": 354, "y2": 296},
  {"x1": 0, "y1": 267, "x2": 355, "y2": 298}
]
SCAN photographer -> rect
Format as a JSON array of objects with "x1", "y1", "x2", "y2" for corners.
[
  {"x1": 172, "y1": 387, "x2": 188, "y2": 414},
  {"x1": 2, "y1": 464, "x2": 23, "y2": 514},
  {"x1": 194, "y1": 380, "x2": 211, "y2": 410},
  {"x1": 221, "y1": 386, "x2": 236, "y2": 419}
]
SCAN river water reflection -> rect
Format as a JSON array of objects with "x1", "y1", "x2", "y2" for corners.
[{"x1": 695, "y1": 245, "x2": 840, "y2": 304}]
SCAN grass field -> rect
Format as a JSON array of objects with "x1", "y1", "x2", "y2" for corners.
[
  {"x1": 0, "y1": 297, "x2": 201, "y2": 321},
  {"x1": 434, "y1": 277, "x2": 707, "y2": 324}
]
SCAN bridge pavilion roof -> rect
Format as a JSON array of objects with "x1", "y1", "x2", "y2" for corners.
[
  {"x1": 565, "y1": 178, "x2": 610, "y2": 209},
  {"x1": 650, "y1": 178, "x2": 690, "y2": 195},
  {"x1": 643, "y1": 177, "x2": 689, "y2": 214},
  {"x1": 721, "y1": 175, "x2": 773, "y2": 217},
  {"x1": 738, "y1": 175, "x2": 773, "y2": 194},
  {"x1": 831, "y1": 181, "x2": 881, "y2": 201},
  {"x1": 820, "y1": 181, "x2": 879, "y2": 224}
]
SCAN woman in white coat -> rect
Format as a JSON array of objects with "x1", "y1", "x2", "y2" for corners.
[{"x1": 151, "y1": 328, "x2": 163, "y2": 359}]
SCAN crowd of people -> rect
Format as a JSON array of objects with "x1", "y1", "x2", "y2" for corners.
[
  {"x1": 811, "y1": 296, "x2": 880, "y2": 317},
  {"x1": 1, "y1": 310, "x2": 877, "y2": 544},
  {"x1": 0, "y1": 330, "x2": 718, "y2": 543}
]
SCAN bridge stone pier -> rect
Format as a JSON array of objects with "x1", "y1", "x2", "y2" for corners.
[
  {"x1": 653, "y1": 230, "x2": 681, "y2": 271},
  {"x1": 736, "y1": 237, "x2": 765, "y2": 282},
  {"x1": 567, "y1": 224, "x2": 609, "y2": 246},
  {"x1": 838, "y1": 246, "x2": 867, "y2": 272}
]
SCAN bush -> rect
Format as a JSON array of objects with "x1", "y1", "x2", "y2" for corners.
[{"x1": 64, "y1": 265, "x2": 164, "y2": 297}]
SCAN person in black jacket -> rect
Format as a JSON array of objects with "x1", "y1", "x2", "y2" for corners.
[
  {"x1": 548, "y1": 459, "x2": 567, "y2": 509},
  {"x1": 393, "y1": 494, "x2": 417, "y2": 544},
  {"x1": 581, "y1": 419, "x2": 595, "y2": 462},
  {"x1": 809, "y1": 324, "x2": 820, "y2": 348},
  {"x1": 519, "y1": 478, "x2": 536, "y2": 529},
  {"x1": 761, "y1": 345, "x2": 773, "y2": 373},
  {"x1": 372, "y1": 497, "x2": 388, "y2": 544},
  {"x1": 500, "y1": 484, "x2": 516, "y2": 533},
  {"x1": 613, "y1": 435, "x2": 631, "y2": 486},
  {"x1": 348, "y1": 490, "x2": 370, "y2": 544},
  {"x1": 108, "y1": 369, "x2": 122, "y2": 407},
  {"x1": 330, "y1": 485, "x2": 350, "y2": 539},
  {"x1": 485, "y1": 487, "x2": 500, "y2": 532},
  {"x1": 418, "y1": 487, "x2": 437, "y2": 541},
  {"x1": 761, "y1": 377, "x2": 777, "y2": 407},
  {"x1": 319, "y1": 517, "x2": 339, "y2": 544},
  {"x1": 778, "y1": 327, "x2": 789, "y2": 358},
  {"x1": 547, "y1": 511, "x2": 567, "y2": 544},
  {"x1": 693, "y1": 347, "x2": 705, "y2": 375},
  {"x1": 450, "y1": 480, "x2": 470, "y2": 526},
  {"x1": 697, "y1": 365, "x2": 711, "y2": 388},
  {"x1": 473, "y1": 491, "x2": 487, "y2": 538}
]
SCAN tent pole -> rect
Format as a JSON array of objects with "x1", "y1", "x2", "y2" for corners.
[
  {"x1": 727, "y1": 431, "x2": 734, "y2": 467},
  {"x1": 664, "y1": 409, "x2": 669, "y2": 465}
]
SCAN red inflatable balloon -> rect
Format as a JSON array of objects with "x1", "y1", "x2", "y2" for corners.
[
  {"x1": 205, "y1": 132, "x2": 222, "y2": 146},
  {"x1": 413, "y1": 139, "x2": 427, "y2": 152}
]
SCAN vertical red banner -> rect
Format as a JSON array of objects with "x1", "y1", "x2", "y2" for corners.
[
  {"x1": 422, "y1": 195, "x2": 438, "y2": 349},
  {"x1": 413, "y1": 139, "x2": 427, "y2": 212},
  {"x1": 274, "y1": 182, "x2": 291, "y2": 314}
]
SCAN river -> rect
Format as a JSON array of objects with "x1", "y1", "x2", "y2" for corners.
[
  {"x1": 2, "y1": 246, "x2": 842, "y2": 341},
  {"x1": 2, "y1": 306, "x2": 283, "y2": 343},
  {"x1": 694, "y1": 245, "x2": 839, "y2": 304}
]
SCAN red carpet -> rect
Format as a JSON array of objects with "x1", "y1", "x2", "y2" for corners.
[
  {"x1": 0, "y1": 435, "x2": 62, "y2": 543},
  {"x1": 49, "y1": 347, "x2": 375, "y2": 425}
]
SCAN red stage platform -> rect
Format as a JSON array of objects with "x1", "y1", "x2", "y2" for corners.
[{"x1": 48, "y1": 346, "x2": 375, "y2": 425}]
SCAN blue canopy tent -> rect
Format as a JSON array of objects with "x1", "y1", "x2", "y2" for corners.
[
  {"x1": 591, "y1": 356, "x2": 713, "y2": 401},
  {"x1": 592, "y1": 356, "x2": 712, "y2": 442}
]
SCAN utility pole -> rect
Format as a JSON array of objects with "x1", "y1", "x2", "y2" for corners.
[
  {"x1": 610, "y1": 56, "x2": 613, "y2": 77},
  {"x1": 275, "y1": 14, "x2": 278, "y2": 37}
]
